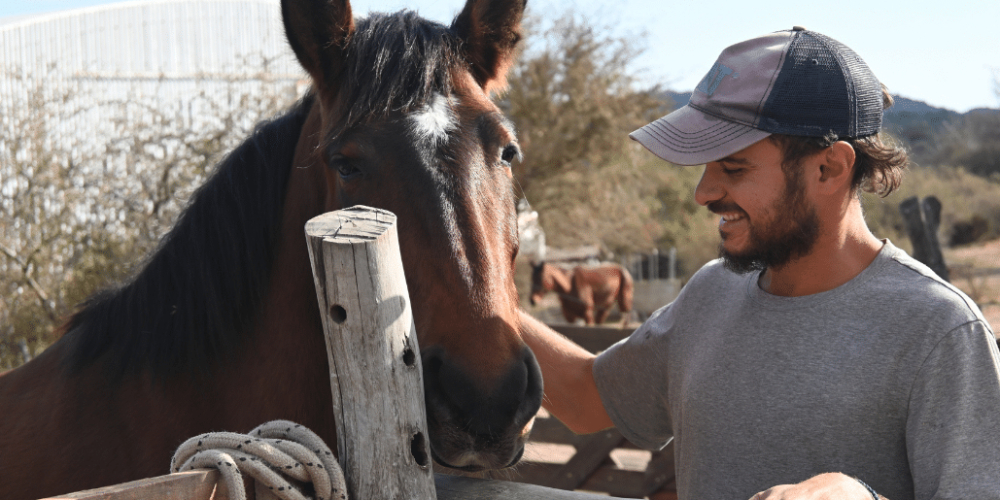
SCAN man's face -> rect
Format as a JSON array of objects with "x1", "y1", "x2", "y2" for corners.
[{"x1": 694, "y1": 138, "x2": 820, "y2": 274}]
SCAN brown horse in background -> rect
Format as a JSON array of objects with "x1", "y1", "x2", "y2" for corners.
[
  {"x1": 0, "y1": 1, "x2": 541, "y2": 498},
  {"x1": 530, "y1": 261, "x2": 634, "y2": 327}
]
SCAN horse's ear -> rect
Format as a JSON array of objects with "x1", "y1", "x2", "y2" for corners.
[
  {"x1": 451, "y1": 0, "x2": 527, "y2": 95},
  {"x1": 281, "y1": 0, "x2": 354, "y2": 91}
]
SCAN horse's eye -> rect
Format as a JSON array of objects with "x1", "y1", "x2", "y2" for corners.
[
  {"x1": 500, "y1": 144, "x2": 521, "y2": 166},
  {"x1": 328, "y1": 154, "x2": 360, "y2": 180}
]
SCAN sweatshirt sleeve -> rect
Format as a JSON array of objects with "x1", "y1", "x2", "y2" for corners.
[
  {"x1": 905, "y1": 320, "x2": 1000, "y2": 500},
  {"x1": 592, "y1": 306, "x2": 674, "y2": 451}
]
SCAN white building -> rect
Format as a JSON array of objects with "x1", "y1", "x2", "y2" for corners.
[{"x1": 1, "y1": 0, "x2": 306, "y2": 160}]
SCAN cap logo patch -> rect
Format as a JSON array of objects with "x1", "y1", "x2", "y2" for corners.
[{"x1": 695, "y1": 61, "x2": 735, "y2": 97}]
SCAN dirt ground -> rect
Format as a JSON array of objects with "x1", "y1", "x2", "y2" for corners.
[{"x1": 943, "y1": 238, "x2": 1000, "y2": 337}]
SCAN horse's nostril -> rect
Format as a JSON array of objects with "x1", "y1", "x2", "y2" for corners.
[
  {"x1": 423, "y1": 346, "x2": 542, "y2": 434},
  {"x1": 519, "y1": 347, "x2": 544, "y2": 420},
  {"x1": 422, "y1": 348, "x2": 444, "y2": 375}
]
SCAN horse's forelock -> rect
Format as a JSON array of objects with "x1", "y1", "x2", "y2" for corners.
[{"x1": 335, "y1": 11, "x2": 462, "y2": 136}]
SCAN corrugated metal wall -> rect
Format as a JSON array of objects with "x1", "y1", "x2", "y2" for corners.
[
  {"x1": 1, "y1": 0, "x2": 301, "y2": 79},
  {"x1": 0, "y1": 0, "x2": 306, "y2": 161}
]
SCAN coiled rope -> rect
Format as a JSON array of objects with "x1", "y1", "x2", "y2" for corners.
[{"x1": 170, "y1": 420, "x2": 347, "y2": 500}]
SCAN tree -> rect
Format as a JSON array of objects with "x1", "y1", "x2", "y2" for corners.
[
  {"x1": 503, "y1": 12, "x2": 667, "y2": 191},
  {"x1": 500, "y1": 10, "x2": 719, "y2": 263},
  {"x1": 0, "y1": 62, "x2": 296, "y2": 369},
  {"x1": 926, "y1": 109, "x2": 1000, "y2": 178}
]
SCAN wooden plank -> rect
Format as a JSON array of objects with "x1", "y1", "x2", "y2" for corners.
[
  {"x1": 528, "y1": 415, "x2": 644, "y2": 449},
  {"x1": 305, "y1": 207, "x2": 436, "y2": 500},
  {"x1": 41, "y1": 471, "x2": 225, "y2": 500},
  {"x1": 542, "y1": 429, "x2": 626, "y2": 490},
  {"x1": 547, "y1": 324, "x2": 633, "y2": 353},
  {"x1": 435, "y1": 474, "x2": 632, "y2": 500},
  {"x1": 47, "y1": 470, "x2": 644, "y2": 500},
  {"x1": 507, "y1": 462, "x2": 648, "y2": 498}
]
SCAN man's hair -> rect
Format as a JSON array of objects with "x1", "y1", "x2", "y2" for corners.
[{"x1": 769, "y1": 86, "x2": 909, "y2": 197}]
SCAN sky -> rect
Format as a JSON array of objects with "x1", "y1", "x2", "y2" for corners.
[{"x1": 3, "y1": 0, "x2": 998, "y2": 113}]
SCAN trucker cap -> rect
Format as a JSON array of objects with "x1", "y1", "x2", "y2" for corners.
[{"x1": 630, "y1": 27, "x2": 884, "y2": 166}]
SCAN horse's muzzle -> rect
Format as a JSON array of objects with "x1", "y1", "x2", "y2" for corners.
[{"x1": 420, "y1": 345, "x2": 543, "y2": 470}]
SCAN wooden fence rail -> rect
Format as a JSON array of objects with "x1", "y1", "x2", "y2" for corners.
[
  {"x1": 44, "y1": 208, "x2": 627, "y2": 500},
  {"x1": 498, "y1": 324, "x2": 678, "y2": 499},
  {"x1": 44, "y1": 469, "x2": 632, "y2": 500}
]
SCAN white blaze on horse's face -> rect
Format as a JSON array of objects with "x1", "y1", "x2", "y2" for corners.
[
  {"x1": 407, "y1": 92, "x2": 476, "y2": 291},
  {"x1": 409, "y1": 94, "x2": 458, "y2": 147}
]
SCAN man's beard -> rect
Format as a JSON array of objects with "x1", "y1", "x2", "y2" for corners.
[{"x1": 712, "y1": 171, "x2": 820, "y2": 275}]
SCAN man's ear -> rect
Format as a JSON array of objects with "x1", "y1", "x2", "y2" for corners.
[{"x1": 817, "y1": 141, "x2": 856, "y2": 192}]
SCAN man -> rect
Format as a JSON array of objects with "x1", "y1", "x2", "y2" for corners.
[{"x1": 520, "y1": 27, "x2": 1000, "y2": 500}]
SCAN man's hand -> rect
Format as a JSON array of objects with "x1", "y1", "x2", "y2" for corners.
[{"x1": 748, "y1": 473, "x2": 880, "y2": 500}]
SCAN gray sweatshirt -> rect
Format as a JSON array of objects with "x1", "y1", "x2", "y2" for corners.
[{"x1": 594, "y1": 241, "x2": 1000, "y2": 500}]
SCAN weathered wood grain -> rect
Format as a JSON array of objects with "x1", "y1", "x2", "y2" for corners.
[
  {"x1": 435, "y1": 474, "x2": 631, "y2": 500},
  {"x1": 39, "y1": 471, "x2": 228, "y2": 500},
  {"x1": 305, "y1": 206, "x2": 436, "y2": 500}
]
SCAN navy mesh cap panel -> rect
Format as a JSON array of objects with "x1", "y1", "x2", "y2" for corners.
[{"x1": 759, "y1": 31, "x2": 883, "y2": 138}]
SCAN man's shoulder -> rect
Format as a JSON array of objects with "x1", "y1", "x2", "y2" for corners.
[{"x1": 873, "y1": 244, "x2": 985, "y2": 327}]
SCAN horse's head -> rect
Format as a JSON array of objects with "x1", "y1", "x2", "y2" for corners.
[
  {"x1": 281, "y1": 0, "x2": 540, "y2": 471},
  {"x1": 529, "y1": 261, "x2": 568, "y2": 306},
  {"x1": 529, "y1": 261, "x2": 550, "y2": 306}
]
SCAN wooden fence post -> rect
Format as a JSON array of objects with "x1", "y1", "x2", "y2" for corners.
[
  {"x1": 305, "y1": 206, "x2": 436, "y2": 500},
  {"x1": 899, "y1": 195, "x2": 950, "y2": 281}
]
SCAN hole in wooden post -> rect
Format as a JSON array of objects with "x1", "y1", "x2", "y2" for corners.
[
  {"x1": 403, "y1": 348, "x2": 416, "y2": 367},
  {"x1": 410, "y1": 432, "x2": 430, "y2": 468},
  {"x1": 329, "y1": 305, "x2": 347, "y2": 324}
]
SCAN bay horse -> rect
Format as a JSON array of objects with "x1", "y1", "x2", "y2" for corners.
[
  {"x1": 529, "y1": 261, "x2": 634, "y2": 327},
  {"x1": 0, "y1": 0, "x2": 542, "y2": 498}
]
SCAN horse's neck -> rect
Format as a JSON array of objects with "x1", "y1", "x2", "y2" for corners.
[
  {"x1": 0, "y1": 100, "x2": 338, "y2": 500},
  {"x1": 548, "y1": 266, "x2": 573, "y2": 294},
  {"x1": 216, "y1": 103, "x2": 337, "y2": 445},
  {"x1": 0, "y1": 344, "x2": 201, "y2": 498}
]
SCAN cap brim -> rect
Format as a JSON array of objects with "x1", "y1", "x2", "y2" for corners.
[{"x1": 629, "y1": 105, "x2": 771, "y2": 166}]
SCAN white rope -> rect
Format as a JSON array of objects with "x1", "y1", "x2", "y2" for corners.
[{"x1": 170, "y1": 420, "x2": 347, "y2": 500}]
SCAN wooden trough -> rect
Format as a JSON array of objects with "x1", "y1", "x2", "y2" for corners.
[{"x1": 43, "y1": 206, "x2": 627, "y2": 500}]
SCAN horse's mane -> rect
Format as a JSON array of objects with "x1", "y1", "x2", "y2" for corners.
[
  {"x1": 61, "y1": 10, "x2": 463, "y2": 380},
  {"x1": 336, "y1": 11, "x2": 461, "y2": 135},
  {"x1": 62, "y1": 94, "x2": 314, "y2": 379}
]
